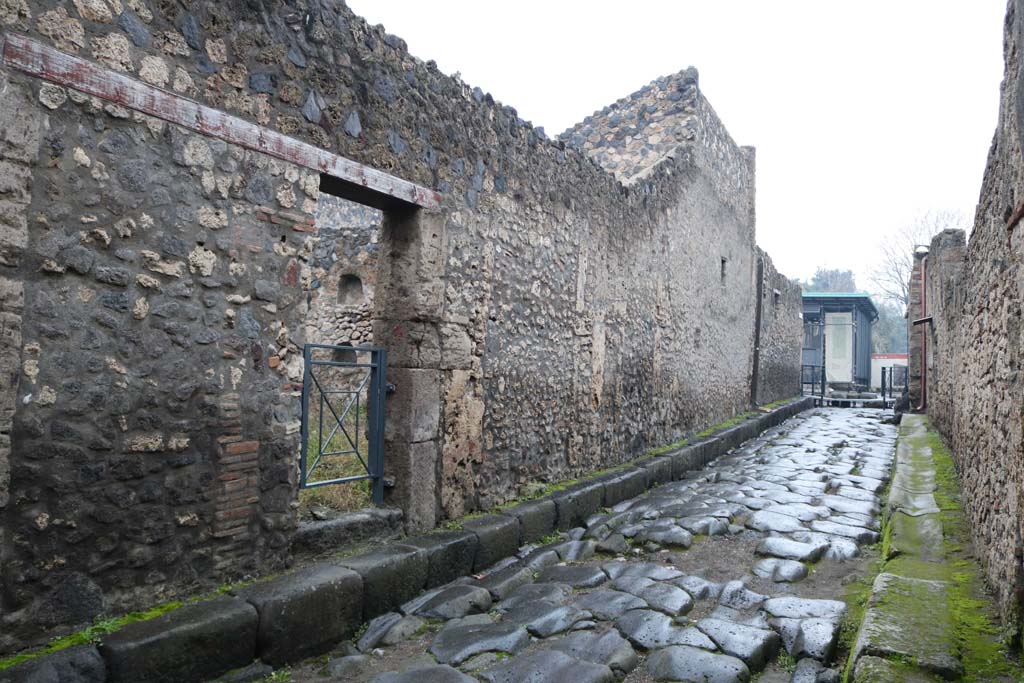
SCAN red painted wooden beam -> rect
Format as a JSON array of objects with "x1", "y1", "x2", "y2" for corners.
[{"x1": 1, "y1": 32, "x2": 442, "y2": 211}]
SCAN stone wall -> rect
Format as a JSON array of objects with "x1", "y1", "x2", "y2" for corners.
[
  {"x1": 0, "y1": 0, "x2": 801, "y2": 651},
  {"x1": 305, "y1": 196, "x2": 379, "y2": 349},
  {"x1": 909, "y1": 0, "x2": 1024, "y2": 635},
  {"x1": 754, "y1": 249, "x2": 803, "y2": 405}
]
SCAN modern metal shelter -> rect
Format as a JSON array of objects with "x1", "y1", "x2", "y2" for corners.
[{"x1": 801, "y1": 292, "x2": 878, "y2": 390}]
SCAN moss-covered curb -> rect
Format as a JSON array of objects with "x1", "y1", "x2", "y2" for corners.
[{"x1": 843, "y1": 415, "x2": 1023, "y2": 683}]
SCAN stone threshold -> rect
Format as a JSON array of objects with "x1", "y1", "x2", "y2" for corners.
[{"x1": 0, "y1": 397, "x2": 812, "y2": 683}]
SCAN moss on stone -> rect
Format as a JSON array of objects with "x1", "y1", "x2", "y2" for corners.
[
  {"x1": 0, "y1": 600, "x2": 184, "y2": 671},
  {"x1": 844, "y1": 418, "x2": 1024, "y2": 682}
]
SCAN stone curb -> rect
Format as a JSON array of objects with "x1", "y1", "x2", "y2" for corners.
[
  {"x1": 0, "y1": 396, "x2": 812, "y2": 683},
  {"x1": 848, "y1": 415, "x2": 960, "y2": 683}
]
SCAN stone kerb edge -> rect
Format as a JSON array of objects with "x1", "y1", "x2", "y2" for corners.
[{"x1": 0, "y1": 397, "x2": 811, "y2": 682}]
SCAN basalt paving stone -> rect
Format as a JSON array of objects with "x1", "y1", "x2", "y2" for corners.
[
  {"x1": 473, "y1": 562, "x2": 534, "y2": 601},
  {"x1": 768, "y1": 616, "x2": 802, "y2": 653},
  {"x1": 411, "y1": 585, "x2": 493, "y2": 620},
  {"x1": 763, "y1": 597, "x2": 847, "y2": 621},
  {"x1": 646, "y1": 645, "x2": 752, "y2": 683},
  {"x1": 501, "y1": 600, "x2": 591, "y2": 637},
  {"x1": 755, "y1": 537, "x2": 828, "y2": 562},
  {"x1": 635, "y1": 524, "x2": 694, "y2": 548},
  {"x1": 792, "y1": 657, "x2": 840, "y2": 683},
  {"x1": 609, "y1": 577, "x2": 694, "y2": 616},
  {"x1": 602, "y1": 560, "x2": 684, "y2": 581},
  {"x1": 674, "y1": 574, "x2": 724, "y2": 600},
  {"x1": 550, "y1": 539, "x2": 598, "y2": 561},
  {"x1": 793, "y1": 617, "x2": 840, "y2": 661},
  {"x1": 818, "y1": 495, "x2": 878, "y2": 517},
  {"x1": 615, "y1": 609, "x2": 716, "y2": 650},
  {"x1": 789, "y1": 531, "x2": 860, "y2": 561},
  {"x1": 746, "y1": 510, "x2": 807, "y2": 534},
  {"x1": 380, "y1": 616, "x2": 426, "y2": 646},
  {"x1": 753, "y1": 558, "x2": 808, "y2": 582},
  {"x1": 760, "y1": 503, "x2": 829, "y2": 522},
  {"x1": 574, "y1": 589, "x2": 647, "y2": 620},
  {"x1": 521, "y1": 548, "x2": 560, "y2": 572},
  {"x1": 546, "y1": 628, "x2": 639, "y2": 674},
  {"x1": 597, "y1": 533, "x2": 629, "y2": 554},
  {"x1": 538, "y1": 564, "x2": 608, "y2": 588},
  {"x1": 718, "y1": 581, "x2": 768, "y2": 610},
  {"x1": 428, "y1": 619, "x2": 530, "y2": 665},
  {"x1": 697, "y1": 617, "x2": 782, "y2": 671},
  {"x1": 372, "y1": 664, "x2": 478, "y2": 683},
  {"x1": 478, "y1": 649, "x2": 616, "y2": 683},
  {"x1": 809, "y1": 520, "x2": 879, "y2": 544},
  {"x1": 358, "y1": 612, "x2": 403, "y2": 651},
  {"x1": 678, "y1": 515, "x2": 731, "y2": 535},
  {"x1": 498, "y1": 582, "x2": 572, "y2": 610}
]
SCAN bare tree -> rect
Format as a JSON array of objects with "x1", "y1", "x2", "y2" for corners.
[
  {"x1": 870, "y1": 210, "x2": 969, "y2": 308},
  {"x1": 804, "y1": 267, "x2": 857, "y2": 292}
]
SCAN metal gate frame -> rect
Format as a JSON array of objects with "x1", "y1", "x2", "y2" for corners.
[{"x1": 300, "y1": 344, "x2": 387, "y2": 504}]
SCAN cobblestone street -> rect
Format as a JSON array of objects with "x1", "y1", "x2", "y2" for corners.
[{"x1": 282, "y1": 408, "x2": 896, "y2": 683}]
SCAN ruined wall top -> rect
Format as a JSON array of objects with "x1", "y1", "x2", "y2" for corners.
[{"x1": 560, "y1": 67, "x2": 755, "y2": 222}]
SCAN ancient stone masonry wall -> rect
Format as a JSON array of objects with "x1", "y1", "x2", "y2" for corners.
[
  {"x1": 754, "y1": 249, "x2": 803, "y2": 405},
  {"x1": 0, "y1": 0, "x2": 801, "y2": 651},
  {"x1": 305, "y1": 197, "x2": 379, "y2": 348},
  {"x1": 910, "y1": 0, "x2": 1024, "y2": 634}
]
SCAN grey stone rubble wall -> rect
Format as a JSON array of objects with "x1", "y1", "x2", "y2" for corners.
[
  {"x1": 754, "y1": 249, "x2": 802, "y2": 405},
  {"x1": 908, "y1": 0, "x2": 1024, "y2": 633},
  {"x1": 305, "y1": 196, "x2": 379, "y2": 350},
  {"x1": 0, "y1": 0, "x2": 801, "y2": 652},
  {"x1": 0, "y1": 397, "x2": 813, "y2": 683}
]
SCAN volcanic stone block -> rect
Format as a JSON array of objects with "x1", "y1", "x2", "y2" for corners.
[
  {"x1": 0, "y1": 645, "x2": 105, "y2": 683},
  {"x1": 601, "y1": 468, "x2": 648, "y2": 507},
  {"x1": 852, "y1": 573, "x2": 961, "y2": 680},
  {"x1": 99, "y1": 597, "x2": 257, "y2": 683},
  {"x1": 635, "y1": 455, "x2": 673, "y2": 486},
  {"x1": 337, "y1": 544, "x2": 428, "y2": 618},
  {"x1": 701, "y1": 437, "x2": 724, "y2": 463},
  {"x1": 463, "y1": 514, "x2": 521, "y2": 571},
  {"x1": 548, "y1": 481, "x2": 605, "y2": 530},
  {"x1": 666, "y1": 445, "x2": 703, "y2": 480},
  {"x1": 479, "y1": 649, "x2": 616, "y2": 683},
  {"x1": 717, "y1": 425, "x2": 744, "y2": 451},
  {"x1": 237, "y1": 563, "x2": 362, "y2": 666},
  {"x1": 646, "y1": 645, "x2": 750, "y2": 683},
  {"x1": 403, "y1": 530, "x2": 479, "y2": 588},
  {"x1": 504, "y1": 499, "x2": 557, "y2": 544},
  {"x1": 474, "y1": 563, "x2": 534, "y2": 600}
]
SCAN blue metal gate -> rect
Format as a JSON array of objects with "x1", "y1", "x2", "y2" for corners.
[{"x1": 300, "y1": 344, "x2": 387, "y2": 504}]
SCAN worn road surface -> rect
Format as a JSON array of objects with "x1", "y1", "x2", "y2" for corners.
[{"x1": 281, "y1": 408, "x2": 896, "y2": 683}]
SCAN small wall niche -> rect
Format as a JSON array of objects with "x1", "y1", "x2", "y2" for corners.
[{"x1": 338, "y1": 274, "x2": 365, "y2": 306}]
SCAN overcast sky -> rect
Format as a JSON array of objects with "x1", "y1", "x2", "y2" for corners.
[{"x1": 347, "y1": 0, "x2": 1007, "y2": 295}]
